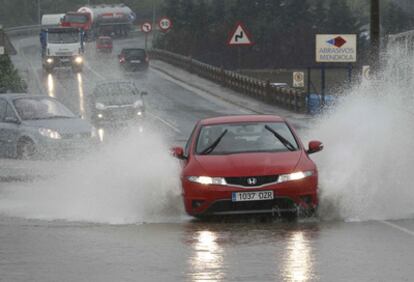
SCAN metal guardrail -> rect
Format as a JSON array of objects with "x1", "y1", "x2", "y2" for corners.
[
  {"x1": 149, "y1": 49, "x2": 307, "y2": 113},
  {"x1": 4, "y1": 25, "x2": 41, "y2": 36}
]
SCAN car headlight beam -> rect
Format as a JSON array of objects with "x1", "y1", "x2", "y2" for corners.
[
  {"x1": 278, "y1": 171, "x2": 313, "y2": 183},
  {"x1": 95, "y1": 102, "x2": 106, "y2": 110},
  {"x1": 39, "y1": 128, "x2": 61, "y2": 139},
  {"x1": 187, "y1": 176, "x2": 227, "y2": 186},
  {"x1": 74, "y1": 56, "x2": 83, "y2": 64}
]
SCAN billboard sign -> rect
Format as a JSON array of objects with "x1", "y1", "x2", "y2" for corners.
[{"x1": 316, "y1": 34, "x2": 357, "y2": 63}]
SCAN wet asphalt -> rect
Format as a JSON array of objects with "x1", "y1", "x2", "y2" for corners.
[{"x1": 1, "y1": 35, "x2": 414, "y2": 282}]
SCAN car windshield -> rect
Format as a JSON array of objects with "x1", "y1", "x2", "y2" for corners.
[
  {"x1": 13, "y1": 97, "x2": 76, "y2": 120},
  {"x1": 196, "y1": 121, "x2": 299, "y2": 155},
  {"x1": 122, "y1": 49, "x2": 145, "y2": 58},
  {"x1": 65, "y1": 14, "x2": 88, "y2": 24},
  {"x1": 48, "y1": 30, "x2": 79, "y2": 43},
  {"x1": 93, "y1": 83, "x2": 141, "y2": 105}
]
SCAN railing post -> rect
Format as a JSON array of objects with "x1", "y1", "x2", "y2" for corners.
[{"x1": 265, "y1": 80, "x2": 271, "y2": 102}]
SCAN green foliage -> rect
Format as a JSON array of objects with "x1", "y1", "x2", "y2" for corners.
[{"x1": 0, "y1": 54, "x2": 26, "y2": 93}]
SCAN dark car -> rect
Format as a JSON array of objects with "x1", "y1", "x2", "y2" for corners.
[
  {"x1": 118, "y1": 48, "x2": 149, "y2": 71},
  {"x1": 171, "y1": 115, "x2": 323, "y2": 219},
  {"x1": 0, "y1": 94, "x2": 98, "y2": 159},
  {"x1": 90, "y1": 81, "x2": 147, "y2": 127}
]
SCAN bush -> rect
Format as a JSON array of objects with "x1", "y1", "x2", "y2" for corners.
[{"x1": 0, "y1": 54, "x2": 26, "y2": 93}]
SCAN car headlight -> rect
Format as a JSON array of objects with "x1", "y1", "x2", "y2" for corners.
[
  {"x1": 95, "y1": 102, "x2": 106, "y2": 110},
  {"x1": 187, "y1": 176, "x2": 227, "y2": 186},
  {"x1": 39, "y1": 128, "x2": 61, "y2": 139},
  {"x1": 133, "y1": 100, "x2": 144, "y2": 108},
  {"x1": 278, "y1": 171, "x2": 313, "y2": 183},
  {"x1": 46, "y1": 58, "x2": 54, "y2": 64},
  {"x1": 74, "y1": 56, "x2": 83, "y2": 64}
]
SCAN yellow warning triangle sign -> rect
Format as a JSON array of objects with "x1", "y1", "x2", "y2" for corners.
[{"x1": 227, "y1": 22, "x2": 253, "y2": 46}]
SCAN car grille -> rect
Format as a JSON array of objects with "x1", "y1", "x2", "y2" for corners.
[
  {"x1": 61, "y1": 132, "x2": 91, "y2": 139},
  {"x1": 225, "y1": 175, "x2": 279, "y2": 187},
  {"x1": 204, "y1": 198, "x2": 296, "y2": 215},
  {"x1": 104, "y1": 108, "x2": 137, "y2": 120},
  {"x1": 56, "y1": 52, "x2": 73, "y2": 56}
]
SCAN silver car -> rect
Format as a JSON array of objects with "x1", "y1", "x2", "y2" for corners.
[{"x1": 0, "y1": 94, "x2": 98, "y2": 159}]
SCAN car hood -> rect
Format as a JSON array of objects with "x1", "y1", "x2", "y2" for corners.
[
  {"x1": 23, "y1": 118, "x2": 92, "y2": 134},
  {"x1": 193, "y1": 151, "x2": 302, "y2": 177}
]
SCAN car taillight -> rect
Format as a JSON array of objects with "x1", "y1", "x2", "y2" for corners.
[
  {"x1": 119, "y1": 57, "x2": 125, "y2": 63},
  {"x1": 145, "y1": 56, "x2": 149, "y2": 63}
]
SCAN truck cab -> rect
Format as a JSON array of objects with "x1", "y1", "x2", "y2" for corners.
[{"x1": 42, "y1": 27, "x2": 85, "y2": 73}]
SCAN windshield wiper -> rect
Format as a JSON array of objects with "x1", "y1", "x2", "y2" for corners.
[
  {"x1": 264, "y1": 125, "x2": 296, "y2": 151},
  {"x1": 200, "y1": 129, "x2": 228, "y2": 155}
]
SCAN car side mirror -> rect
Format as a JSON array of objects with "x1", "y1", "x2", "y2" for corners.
[
  {"x1": 307, "y1": 140, "x2": 323, "y2": 154},
  {"x1": 4, "y1": 116, "x2": 20, "y2": 124},
  {"x1": 171, "y1": 146, "x2": 186, "y2": 159}
]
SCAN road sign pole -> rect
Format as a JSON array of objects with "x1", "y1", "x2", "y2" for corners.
[
  {"x1": 321, "y1": 63, "x2": 326, "y2": 106},
  {"x1": 145, "y1": 33, "x2": 148, "y2": 50},
  {"x1": 348, "y1": 63, "x2": 353, "y2": 84},
  {"x1": 238, "y1": 46, "x2": 242, "y2": 70}
]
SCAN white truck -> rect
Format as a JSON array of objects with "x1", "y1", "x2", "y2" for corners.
[
  {"x1": 41, "y1": 14, "x2": 65, "y2": 28},
  {"x1": 40, "y1": 27, "x2": 85, "y2": 73}
]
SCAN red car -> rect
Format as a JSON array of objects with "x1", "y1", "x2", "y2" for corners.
[
  {"x1": 172, "y1": 115, "x2": 323, "y2": 218},
  {"x1": 96, "y1": 36, "x2": 113, "y2": 53}
]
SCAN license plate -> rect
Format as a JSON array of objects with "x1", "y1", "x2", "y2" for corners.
[
  {"x1": 131, "y1": 60, "x2": 141, "y2": 63},
  {"x1": 60, "y1": 58, "x2": 70, "y2": 62},
  {"x1": 232, "y1": 190, "x2": 274, "y2": 202}
]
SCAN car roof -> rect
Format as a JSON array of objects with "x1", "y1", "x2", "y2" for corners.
[{"x1": 199, "y1": 115, "x2": 286, "y2": 126}]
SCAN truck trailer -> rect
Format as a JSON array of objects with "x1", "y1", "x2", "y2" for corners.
[{"x1": 62, "y1": 4, "x2": 135, "y2": 39}]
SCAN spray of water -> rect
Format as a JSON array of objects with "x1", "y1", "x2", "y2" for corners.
[
  {"x1": 0, "y1": 126, "x2": 184, "y2": 224},
  {"x1": 308, "y1": 47, "x2": 414, "y2": 221}
]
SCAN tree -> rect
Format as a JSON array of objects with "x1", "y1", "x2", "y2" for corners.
[{"x1": 0, "y1": 54, "x2": 26, "y2": 93}]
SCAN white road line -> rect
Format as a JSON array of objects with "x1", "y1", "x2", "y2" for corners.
[
  {"x1": 379, "y1": 220, "x2": 414, "y2": 237},
  {"x1": 84, "y1": 62, "x2": 105, "y2": 80},
  {"x1": 151, "y1": 67, "x2": 252, "y2": 114},
  {"x1": 17, "y1": 38, "x2": 44, "y2": 94},
  {"x1": 146, "y1": 111, "x2": 181, "y2": 133}
]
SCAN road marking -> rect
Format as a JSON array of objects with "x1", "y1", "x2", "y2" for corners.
[
  {"x1": 84, "y1": 62, "x2": 106, "y2": 80},
  {"x1": 146, "y1": 111, "x2": 181, "y2": 133},
  {"x1": 150, "y1": 67, "x2": 252, "y2": 114},
  {"x1": 379, "y1": 220, "x2": 414, "y2": 237},
  {"x1": 17, "y1": 38, "x2": 44, "y2": 94}
]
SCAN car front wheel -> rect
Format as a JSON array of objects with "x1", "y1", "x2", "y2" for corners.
[{"x1": 17, "y1": 138, "x2": 36, "y2": 160}]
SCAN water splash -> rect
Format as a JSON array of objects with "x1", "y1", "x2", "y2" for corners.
[
  {"x1": 308, "y1": 47, "x2": 414, "y2": 221},
  {"x1": 0, "y1": 126, "x2": 184, "y2": 224}
]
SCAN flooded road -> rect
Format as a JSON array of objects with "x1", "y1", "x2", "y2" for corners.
[
  {"x1": 1, "y1": 217, "x2": 414, "y2": 281},
  {"x1": 2, "y1": 34, "x2": 414, "y2": 282}
]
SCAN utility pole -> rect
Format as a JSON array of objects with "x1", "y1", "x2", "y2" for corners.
[
  {"x1": 370, "y1": 0, "x2": 380, "y2": 70},
  {"x1": 37, "y1": 0, "x2": 41, "y2": 25}
]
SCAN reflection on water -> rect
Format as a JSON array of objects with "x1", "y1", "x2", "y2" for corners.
[
  {"x1": 47, "y1": 74, "x2": 54, "y2": 97},
  {"x1": 98, "y1": 128, "x2": 105, "y2": 143},
  {"x1": 282, "y1": 231, "x2": 314, "y2": 282},
  {"x1": 190, "y1": 230, "x2": 224, "y2": 282},
  {"x1": 76, "y1": 73, "x2": 85, "y2": 118}
]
